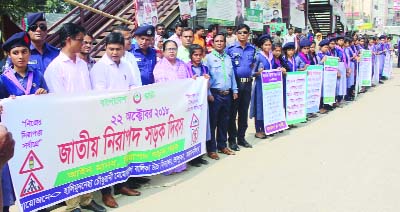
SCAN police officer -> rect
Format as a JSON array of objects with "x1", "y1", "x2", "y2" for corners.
[
  {"x1": 226, "y1": 24, "x2": 256, "y2": 150},
  {"x1": 130, "y1": 25, "x2": 157, "y2": 85},
  {"x1": 25, "y1": 12, "x2": 59, "y2": 74}
]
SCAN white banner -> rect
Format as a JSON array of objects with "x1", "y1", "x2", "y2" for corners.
[
  {"x1": 2, "y1": 78, "x2": 208, "y2": 212},
  {"x1": 207, "y1": 0, "x2": 238, "y2": 26},
  {"x1": 250, "y1": 0, "x2": 283, "y2": 23},
  {"x1": 179, "y1": 0, "x2": 197, "y2": 18},
  {"x1": 323, "y1": 56, "x2": 339, "y2": 104},
  {"x1": 382, "y1": 53, "x2": 392, "y2": 78},
  {"x1": 136, "y1": 0, "x2": 159, "y2": 26},
  {"x1": 290, "y1": 0, "x2": 305, "y2": 28},
  {"x1": 286, "y1": 71, "x2": 307, "y2": 125},
  {"x1": 372, "y1": 56, "x2": 380, "y2": 85},
  {"x1": 261, "y1": 70, "x2": 288, "y2": 135},
  {"x1": 306, "y1": 65, "x2": 323, "y2": 113},
  {"x1": 359, "y1": 50, "x2": 373, "y2": 86}
]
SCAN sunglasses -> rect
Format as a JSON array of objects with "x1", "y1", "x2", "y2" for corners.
[
  {"x1": 28, "y1": 23, "x2": 47, "y2": 32},
  {"x1": 237, "y1": 31, "x2": 249, "y2": 35}
]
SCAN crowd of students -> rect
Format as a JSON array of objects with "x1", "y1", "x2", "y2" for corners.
[{"x1": 0, "y1": 11, "x2": 396, "y2": 212}]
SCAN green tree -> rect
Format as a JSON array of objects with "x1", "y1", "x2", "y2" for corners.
[
  {"x1": 0, "y1": 0, "x2": 45, "y2": 22},
  {"x1": 45, "y1": 0, "x2": 75, "y2": 14}
]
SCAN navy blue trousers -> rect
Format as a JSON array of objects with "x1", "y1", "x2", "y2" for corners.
[
  {"x1": 228, "y1": 81, "x2": 252, "y2": 143},
  {"x1": 207, "y1": 91, "x2": 232, "y2": 152}
]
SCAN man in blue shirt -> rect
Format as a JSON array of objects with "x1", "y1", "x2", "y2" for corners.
[
  {"x1": 205, "y1": 33, "x2": 238, "y2": 160},
  {"x1": 225, "y1": 24, "x2": 256, "y2": 150},
  {"x1": 26, "y1": 12, "x2": 59, "y2": 74},
  {"x1": 130, "y1": 25, "x2": 157, "y2": 85}
]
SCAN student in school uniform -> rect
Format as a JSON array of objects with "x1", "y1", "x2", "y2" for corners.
[
  {"x1": 295, "y1": 39, "x2": 312, "y2": 71},
  {"x1": 335, "y1": 36, "x2": 350, "y2": 105},
  {"x1": 249, "y1": 34, "x2": 277, "y2": 139},
  {"x1": 344, "y1": 37, "x2": 357, "y2": 101},
  {"x1": 316, "y1": 39, "x2": 331, "y2": 113},
  {"x1": 295, "y1": 38, "x2": 319, "y2": 119},
  {"x1": 187, "y1": 44, "x2": 211, "y2": 165},
  {"x1": 0, "y1": 31, "x2": 48, "y2": 212}
]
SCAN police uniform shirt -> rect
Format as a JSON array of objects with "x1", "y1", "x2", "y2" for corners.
[
  {"x1": 28, "y1": 43, "x2": 60, "y2": 74},
  {"x1": 226, "y1": 42, "x2": 256, "y2": 78},
  {"x1": 131, "y1": 43, "x2": 157, "y2": 85}
]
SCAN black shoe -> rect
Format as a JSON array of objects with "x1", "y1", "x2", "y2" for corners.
[
  {"x1": 237, "y1": 140, "x2": 252, "y2": 148},
  {"x1": 128, "y1": 182, "x2": 142, "y2": 189},
  {"x1": 198, "y1": 157, "x2": 209, "y2": 165},
  {"x1": 379, "y1": 80, "x2": 384, "y2": 84},
  {"x1": 127, "y1": 178, "x2": 143, "y2": 189},
  {"x1": 81, "y1": 201, "x2": 106, "y2": 212},
  {"x1": 188, "y1": 160, "x2": 201, "y2": 167},
  {"x1": 133, "y1": 177, "x2": 151, "y2": 184},
  {"x1": 229, "y1": 143, "x2": 240, "y2": 151}
]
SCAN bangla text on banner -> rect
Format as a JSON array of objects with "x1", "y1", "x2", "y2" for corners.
[
  {"x1": 323, "y1": 56, "x2": 339, "y2": 105},
  {"x1": 261, "y1": 70, "x2": 288, "y2": 135},
  {"x1": 2, "y1": 78, "x2": 208, "y2": 212},
  {"x1": 285, "y1": 71, "x2": 308, "y2": 125}
]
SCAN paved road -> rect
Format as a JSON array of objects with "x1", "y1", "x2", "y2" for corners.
[
  {"x1": 14, "y1": 67, "x2": 400, "y2": 212},
  {"x1": 112, "y1": 67, "x2": 400, "y2": 212}
]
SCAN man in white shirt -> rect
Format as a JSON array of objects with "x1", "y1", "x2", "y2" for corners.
[
  {"x1": 44, "y1": 23, "x2": 106, "y2": 212},
  {"x1": 113, "y1": 25, "x2": 142, "y2": 86},
  {"x1": 226, "y1": 26, "x2": 238, "y2": 46},
  {"x1": 90, "y1": 31, "x2": 140, "y2": 208},
  {"x1": 90, "y1": 32, "x2": 137, "y2": 90},
  {"x1": 168, "y1": 24, "x2": 183, "y2": 47},
  {"x1": 283, "y1": 27, "x2": 296, "y2": 46}
]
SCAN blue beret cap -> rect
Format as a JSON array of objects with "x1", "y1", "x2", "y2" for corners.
[
  {"x1": 319, "y1": 39, "x2": 330, "y2": 47},
  {"x1": 258, "y1": 34, "x2": 271, "y2": 43},
  {"x1": 283, "y1": 42, "x2": 295, "y2": 50},
  {"x1": 27, "y1": 12, "x2": 46, "y2": 26},
  {"x1": 335, "y1": 36, "x2": 345, "y2": 41},
  {"x1": 344, "y1": 37, "x2": 352, "y2": 42},
  {"x1": 2, "y1": 32, "x2": 31, "y2": 52},
  {"x1": 299, "y1": 39, "x2": 311, "y2": 48},
  {"x1": 134, "y1": 25, "x2": 155, "y2": 37}
]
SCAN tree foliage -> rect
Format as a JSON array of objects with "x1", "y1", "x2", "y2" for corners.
[
  {"x1": 45, "y1": 0, "x2": 76, "y2": 14},
  {"x1": 0, "y1": 0, "x2": 87, "y2": 22},
  {"x1": 0, "y1": 0, "x2": 44, "y2": 22}
]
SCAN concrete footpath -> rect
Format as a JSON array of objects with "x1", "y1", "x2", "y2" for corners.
[
  {"x1": 112, "y1": 67, "x2": 400, "y2": 212},
  {"x1": 14, "y1": 67, "x2": 400, "y2": 212}
]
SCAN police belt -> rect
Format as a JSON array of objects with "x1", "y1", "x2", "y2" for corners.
[
  {"x1": 210, "y1": 88, "x2": 231, "y2": 96},
  {"x1": 239, "y1": 77, "x2": 252, "y2": 83}
]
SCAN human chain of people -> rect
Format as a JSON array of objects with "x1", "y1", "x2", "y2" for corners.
[{"x1": 0, "y1": 1, "x2": 398, "y2": 211}]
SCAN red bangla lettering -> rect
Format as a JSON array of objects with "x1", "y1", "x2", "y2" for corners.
[
  {"x1": 145, "y1": 123, "x2": 166, "y2": 148},
  {"x1": 167, "y1": 114, "x2": 184, "y2": 139},
  {"x1": 103, "y1": 126, "x2": 142, "y2": 154},
  {"x1": 57, "y1": 130, "x2": 100, "y2": 164}
]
